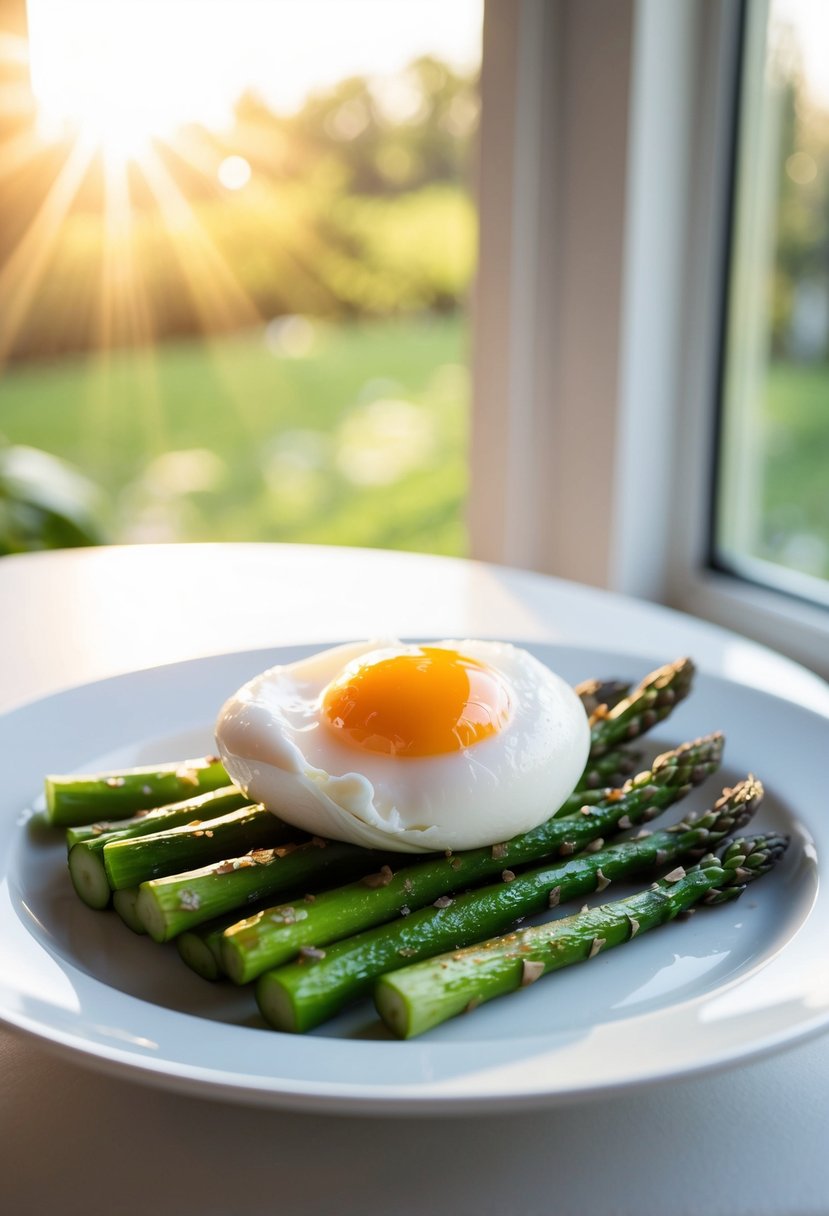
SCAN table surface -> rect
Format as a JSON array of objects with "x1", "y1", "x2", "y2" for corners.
[{"x1": 2, "y1": 543, "x2": 828, "y2": 1216}]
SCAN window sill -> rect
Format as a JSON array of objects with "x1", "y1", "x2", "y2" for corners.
[{"x1": 673, "y1": 566, "x2": 829, "y2": 681}]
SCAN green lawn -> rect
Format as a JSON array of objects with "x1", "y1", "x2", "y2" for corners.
[
  {"x1": 0, "y1": 315, "x2": 470, "y2": 555},
  {"x1": 4, "y1": 332, "x2": 824, "y2": 574}
]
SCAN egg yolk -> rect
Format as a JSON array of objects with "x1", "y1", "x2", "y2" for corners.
[{"x1": 322, "y1": 647, "x2": 512, "y2": 757}]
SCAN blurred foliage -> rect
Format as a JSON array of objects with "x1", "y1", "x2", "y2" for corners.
[
  {"x1": 0, "y1": 56, "x2": 478, "y2": 362},
  {"x1": 0, "y1": 439, "x2": 108, "y2": 554},
  {"x1": 767, "y1": 32, "x2": 829, "y2": 357},
  {"x1": 755, "y1": 362, "x2": 829, "y2": 578},
  {"x1": 0, "y1": 316, "x2": 469, "y2": 554}
]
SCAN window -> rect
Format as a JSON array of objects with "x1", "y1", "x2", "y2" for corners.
[
  {"x1": 3, "y1": 0, "x2": 827, "y2": 675},
  {"x1": 671, "y1": 0, "x2": 829, "y2": 677},
  {"x1": 0, "y1": 0, "x2": 481, "y2": 556},
  {"x1": 715, "y1": 0, "x2": 829, "y2": 608}
]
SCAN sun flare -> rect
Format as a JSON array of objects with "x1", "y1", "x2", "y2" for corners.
[
  {"x1": 27, "y1": 2, "x2": 211, "y2": 162},
  {"x1": 1, "y1": 0, "x2": 481, "y2": 370},
  {"x1": 26, "y1": 0, "x2": 482, "y2": 157}
]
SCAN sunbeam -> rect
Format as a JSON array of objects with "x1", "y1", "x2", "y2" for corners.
[
  {"x1": 136, "y1": 145, "x2": 265, "y2": 438},
  {"x1": 90, "y1": 152, "x2": 166, "y2": 466},
  {"x1": 0, "y1": 126, "x2": 45, "y2": 180},
  {"x1": 0, "y1": 135, "x2": 96, "y2": 364},
  {"x1": 138, "y1": 144, "x2": 260, "y2": 333}
]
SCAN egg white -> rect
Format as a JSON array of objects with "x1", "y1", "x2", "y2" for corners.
[{"x1": 214, "y1": 639, "x2": 590, "y2": 853}]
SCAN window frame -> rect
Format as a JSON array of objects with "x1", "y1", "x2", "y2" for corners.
[
  {"x1": 667, "y1": 0, "x2": 829, "y2": 678},
  {"x1": 468, "y1": 0, "x2": 829, "y2": 679}
]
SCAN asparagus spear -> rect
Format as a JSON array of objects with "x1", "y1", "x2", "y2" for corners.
[
  {"x1": 176, "y1": 907, "x2": 275, "y2": 981},
  {"x1": 66, "y1": 787, "x2": 253, "y2": 910},
  {"x1": 65, "y1": 785, "x2": 249, "y2": 847},
  {"x1": 136, "y1": 838, "x2": 392, "y2": 943},
  {"x1": 573, "y1": 748, "x2": 642, "y2": 793},
  {"x1": 45, "y1": 756, "x2": 229, "y2": 827},
  {"x1": 112, "y1": 887, "x2": 145, "y2": 934},
  {"x1": 177, "y1": 916, "x2": 236, "y2": 981},
  {"x1": 257, "y1": 776, "x2": 761, "y2": 1032},
  {"x1": 375, "y1": 831, "x2": 788, "y2": 1039},
  {"x1": 102, "y1": 804, "x2": 297, "y2": 891},
  {"x1": 220, "y1": 733, "x2": 723, "y2": 985},
  {"x1": 588, "y1": 658, "x2": 695, "y2": 758},
  {"x1": 575, "y1": 678, "x2": 631, "y2": 716}
]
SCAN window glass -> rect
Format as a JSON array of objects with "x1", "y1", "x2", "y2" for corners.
[
  {"x1": 0, "y1": 0, "x2": 481, "y2": 554},
  {"x1": 715, "y1": 0, "x2": 829, "y2": 604}
]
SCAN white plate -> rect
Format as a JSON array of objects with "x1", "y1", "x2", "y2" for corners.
[{"x1": 0, "y1": 642, "x2": 825, "y2": 1114}]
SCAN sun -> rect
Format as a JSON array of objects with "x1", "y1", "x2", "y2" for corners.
[
  {"x1": 26, "y1": 0, "x2": 230, "y2": 163},
  {"x1": 25, "y1": 0, "x2": 484, "y2": 163},
  {"x1": 38, "y1": 91, "x2": 157, "y2": 165}
]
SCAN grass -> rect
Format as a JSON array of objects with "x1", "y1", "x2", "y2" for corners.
[
  {"x1": 0, "y1": 314, "x2": 470, "y2": 555},
  {"x1": 3, "y1": 332, "x2": 826, "y2": 575}
]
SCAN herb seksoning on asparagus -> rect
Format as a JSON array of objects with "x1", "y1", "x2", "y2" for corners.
[
  {"x1": 255, "y1": 775, "x2": 763, "y2": 1033},
  {"x1": 43, "y1": 654, "x2": 787, "y2": 1036},
  {"x1": 46, "y1": 756, "x2": 230, "y2": 827},
  {"x1": 374, "y1": 831, "x2": 789, "y2": 1039},
  {"x1": 67, "y1": 787, "x2": 254, "y2": 910},
  {"x1": 217, "y1": 733, "x2": 723, "y2": 984},
  {"x1": 175, "y1": 737, "x2": 720, "y2": 987},
  {"x1": 69, "y1": 657, "x2": 704, "y2": 941},
  {"x1": 137, "y1": 732, "x2": 722, "y2": 950}
]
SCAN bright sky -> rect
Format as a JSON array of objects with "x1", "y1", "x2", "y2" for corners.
[{"x1": 27, "y1": 0, "x2": 483, "y2": 147}]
